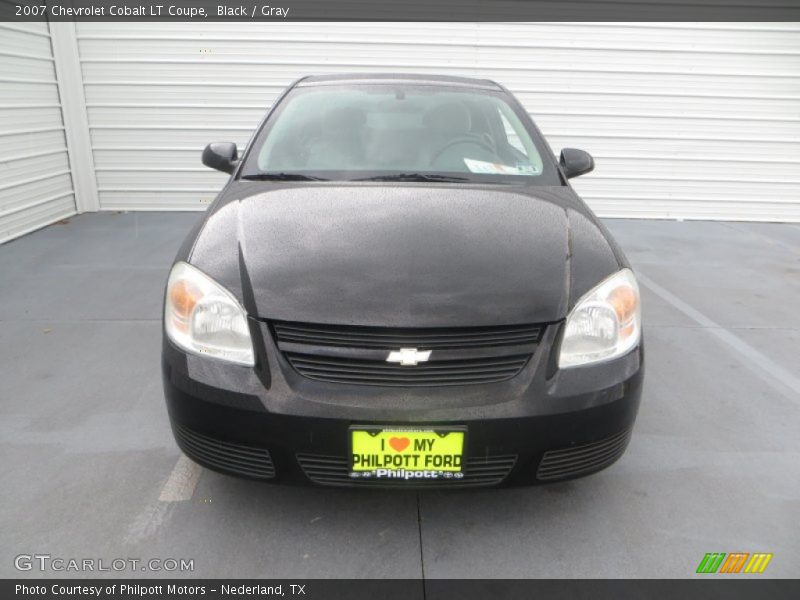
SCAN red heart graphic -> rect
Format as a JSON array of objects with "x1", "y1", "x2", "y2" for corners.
[{"x1": 389, "y1": 437, "x2": 410, "y2": 452}]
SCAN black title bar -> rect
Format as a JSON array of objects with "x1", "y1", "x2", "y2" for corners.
[
  {"x1": 2, "y1": 0, "x2": 800, "y2": 22},
  {"x1": 4, "y1": 579, "x2": 800, "y2": 600}
]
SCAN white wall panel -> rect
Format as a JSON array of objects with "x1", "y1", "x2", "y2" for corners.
[
  {"x1": 0, "y1": 23, "x2": 76, "y2": 242},
  {"x1": 74, "y1": 22, "x2": 800, "y2": 221}
]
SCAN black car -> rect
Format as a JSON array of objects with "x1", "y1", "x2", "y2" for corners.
[{"x1": 162, "y1": 74, "x2": 643, "y2": 487}]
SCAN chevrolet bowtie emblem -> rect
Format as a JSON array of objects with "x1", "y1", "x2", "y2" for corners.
[{"x1": 386, "y1": 348, "x2": 432, "y2": 366}]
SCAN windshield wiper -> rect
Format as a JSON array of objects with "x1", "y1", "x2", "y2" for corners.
[
  {"x1": 241, "y1": 173, "x2": 328, "y2": 181},
  {"x1": 352, "y1": 173, "x2": 470, "y2": 183}
]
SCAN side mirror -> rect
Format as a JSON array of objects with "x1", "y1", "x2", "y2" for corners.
[
  {"x1": 559, "y1": 148, "x2": 594, "y2": 179},
  {"x1": 202, "y1": 142, "x2": 238, "y2": 174}
]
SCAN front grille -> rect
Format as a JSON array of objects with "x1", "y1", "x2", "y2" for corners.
[
  {"x1": 536, "y1": 429, "x2": 632, "y2": 481},
  {"x1": 273, "y1": 321, "x2": 543, "y2": 349},
  {"x1": 272, "y1": 320, "x2": 544, "y2": 387},
  {"x1": 297, "y1": 453, "x2": 517, "y2": 487},
  {"x1": 286, "y1": 353, "x2": 529, "y2": 387},
  {"x1": 174, "y1": 424, "x2": 275, "y2": 480}
]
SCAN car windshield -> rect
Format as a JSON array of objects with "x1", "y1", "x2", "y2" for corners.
[{"x1": 240, "y1": 84, "x2": 561, "y2": 184}]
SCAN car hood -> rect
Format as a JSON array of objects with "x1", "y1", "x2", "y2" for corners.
[{"x1": 187, "y1": 183, "x2": 623, "y2": 327}]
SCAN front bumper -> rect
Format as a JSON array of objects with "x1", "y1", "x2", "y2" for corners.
[{"x1": 162, "y1": 320, "x2": 644, "y2": 488}]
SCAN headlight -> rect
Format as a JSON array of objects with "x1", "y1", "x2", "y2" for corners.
[
  {"x1": 164, "y1": 262, "x2": 254, "y2": 366},
  {"x1": 558, "y1": 268, "x2": 641, "y2": 368}
]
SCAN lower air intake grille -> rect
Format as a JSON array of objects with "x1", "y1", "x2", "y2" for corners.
[
  {"x1": 286, "y1": 353, "x2": 530, "y2": 387},
  {"x1": 536, "y1": 429, "x2": 632, "y2": 481},
  {"x1": 297, "y1": 453, "x2": 517, "y2": 487},
  {"x1": 174, "y1": 424, "x2": 275, "y2": 480}
]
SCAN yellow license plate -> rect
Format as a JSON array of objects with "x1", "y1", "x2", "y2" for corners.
[{"x1": 349, "y1": 426, "x2": 466, "y2": 480}]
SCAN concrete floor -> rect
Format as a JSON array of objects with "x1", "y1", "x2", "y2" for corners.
[{"x1": 1, "y1": 212, "x2": 798, "y2": 579}]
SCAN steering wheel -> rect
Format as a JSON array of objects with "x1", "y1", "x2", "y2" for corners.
[{"x1": 429, "y1": 136, "x2": 497, "y2": 167}]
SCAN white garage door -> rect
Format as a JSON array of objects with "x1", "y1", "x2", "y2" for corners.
[
  {"x1": 0, "y1": 23, "x2": 76, "y2": 242},
  {"x1": 74, "y1": 22, "x2": 800, "y2": 221}
]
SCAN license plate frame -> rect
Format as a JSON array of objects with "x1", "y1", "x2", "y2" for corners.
[{"x1": 348, "y1": 425, "x2": 467, "y2": 481}]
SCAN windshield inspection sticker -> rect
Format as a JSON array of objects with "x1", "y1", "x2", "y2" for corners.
[{"x1": 464, "y1": 158, "x2": 538, "y2": 175}]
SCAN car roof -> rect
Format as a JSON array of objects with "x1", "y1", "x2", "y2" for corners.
[{"x1": 295, "y1": 73, "x2": 504, "y2": 91}]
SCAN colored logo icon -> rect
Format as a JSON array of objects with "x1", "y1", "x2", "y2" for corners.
[{"x1": 696, "y1": 552, "x2": 773, "y2": 574}]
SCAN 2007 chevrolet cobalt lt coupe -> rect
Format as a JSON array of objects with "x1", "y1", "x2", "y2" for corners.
[{"x1": 162, "y1": 74, "x2": 644, "y2": 487}]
